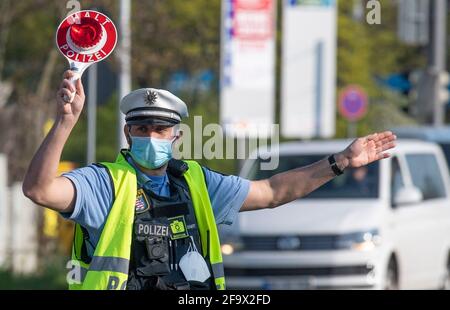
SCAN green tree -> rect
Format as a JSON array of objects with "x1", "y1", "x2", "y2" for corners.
[{"x1": 336, "y1": 0, "x2": 423, "y2": 138}]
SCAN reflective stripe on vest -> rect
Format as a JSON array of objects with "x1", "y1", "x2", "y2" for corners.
[
  {"x1": 69, "y1": 153, "x2": 226, "y2": 290},
  {"x1": 211, "y1": 262, "x2": 225, "y2": 278},
  {"x1": 69, "y1": 256, "x2": 130, "y2": 283},
  {"x1": 89, "y1": 256, "x2": 129, "y2": 274}
]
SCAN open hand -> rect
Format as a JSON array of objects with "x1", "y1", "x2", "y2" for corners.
[{"x1": 340, "y1": 131, "x2": 397, "y2": 168}]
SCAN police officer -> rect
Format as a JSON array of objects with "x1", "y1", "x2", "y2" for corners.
[{"x1": 23, "y1": 70, "x2": 396, "y2": 290}]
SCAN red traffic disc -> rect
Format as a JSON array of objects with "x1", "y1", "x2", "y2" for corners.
[
  {"x1": 69, "y1": 17, "x2": 103, "y2": 49},
  {"x1": 56, "y1": 10, "x2": 117, "y2": 63}
]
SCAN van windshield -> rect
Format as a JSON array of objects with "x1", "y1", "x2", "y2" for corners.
[{"x1": 246, "y1": 155, "x2": 380, "y2": 199}]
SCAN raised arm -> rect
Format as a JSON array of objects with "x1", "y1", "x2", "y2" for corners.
[
  {"x1": 241, "y1": 132, "x2": 396, "y2": 212},
  {"x1": 22, "y1": 70, "x2": 85, "y2": 213}
]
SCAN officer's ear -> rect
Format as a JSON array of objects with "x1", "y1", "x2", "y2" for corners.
[
  {"x1": 124, "y1": 125, "x2": 132, "y2": 147},
  {"x1": 172, "y1": 124, "x2": 183, "y2": 142},
  {"x1": 176, "y1": 130, "x2": 183, "y2": 141}
]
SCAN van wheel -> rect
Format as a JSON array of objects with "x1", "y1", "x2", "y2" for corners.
[{"x1": 384, "y1": 259, "x2": 399, "y2": 290}]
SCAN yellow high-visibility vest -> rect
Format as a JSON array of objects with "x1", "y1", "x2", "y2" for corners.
[{"x1": 67, "y1": 152, "x2": 225, "y2": 290}]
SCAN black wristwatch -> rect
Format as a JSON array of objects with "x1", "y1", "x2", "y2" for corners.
[{"x1": 328, "y1": 154, "x2": 344, "y2": 176}]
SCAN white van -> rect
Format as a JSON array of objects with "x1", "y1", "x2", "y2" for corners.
[{"x1": 222, "y1": 140, "x2": 450, "y2": 290}]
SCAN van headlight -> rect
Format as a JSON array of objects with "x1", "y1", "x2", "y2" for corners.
[
  {"x1": 335, "y1": 229, "x2": 381, "y2": 251},
  {"x1": 221, "y1": 238, "x2": 244, "y2": 255}
]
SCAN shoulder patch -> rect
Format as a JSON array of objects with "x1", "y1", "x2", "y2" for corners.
[{"x1": 135, "y1": 188, "x2": 150, "y2": 213}]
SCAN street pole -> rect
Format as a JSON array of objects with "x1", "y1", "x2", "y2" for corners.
[
  {"x1": 87, "y1": 63, "x2": 97, "y2": 164},
  {"x1": 118, "y1": 0, "x2": 131, "y2": 150},
  {"x1": 347, "y1": 121, "x2": 357, "y2": 138},
  {"x1": 430, "y1": 0, "x2": 447, "y2": 126}
]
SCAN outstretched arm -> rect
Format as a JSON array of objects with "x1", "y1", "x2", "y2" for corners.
[
  {"x1": 241, "y1": 131, "x2": 396, "y2": 212},
  {"x1": 22, "y1": 70, "x2": 85, "y2": 213}
]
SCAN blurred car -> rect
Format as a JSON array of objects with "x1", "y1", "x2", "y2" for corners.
[
  {"x1": 393, "y1": 126, "x2": 450, "y2": 174},
  {"x1": 222, "y1": 140, "x2": 450, "y2": 290}
]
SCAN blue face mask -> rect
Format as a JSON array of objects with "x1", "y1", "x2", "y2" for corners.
[{"x1": 129, "y1": 136, "x2": 175, "y2": 169}]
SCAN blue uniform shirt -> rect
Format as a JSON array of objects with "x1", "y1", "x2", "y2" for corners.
[{"x1": 61, "y1": 161, "x2": 250, "y2": 256}]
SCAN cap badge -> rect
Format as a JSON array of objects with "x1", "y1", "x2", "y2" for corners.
[{"x1": 145, "y1": 90, "x2": 158, "y2": 105}]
